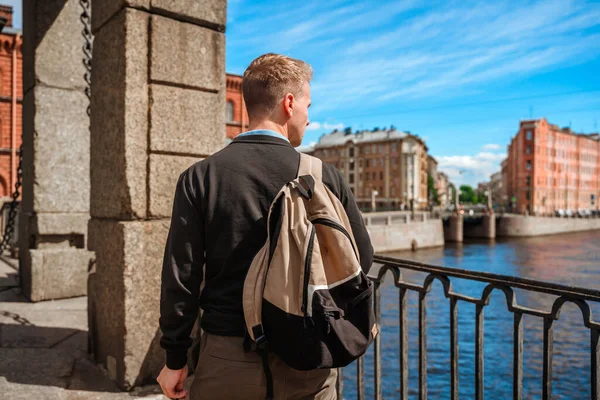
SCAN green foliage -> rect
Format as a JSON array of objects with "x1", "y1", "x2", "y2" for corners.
[
  {"x1": 427, "y1": 174, "x2": 439, "y2": 204},
  {"x1": 344, "y1": 127, "x2": 352, "y2": 135},
  {"x1": 459, "y1": 185, "x2": 479, "y2": 204}
]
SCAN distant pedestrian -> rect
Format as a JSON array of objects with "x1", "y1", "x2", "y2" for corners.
[{"x1": 157, "y1": 53, "x2": 374, "y2": 399}]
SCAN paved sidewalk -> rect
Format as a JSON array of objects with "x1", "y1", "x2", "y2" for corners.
[{"x1": 0, "y1": 256, "x2": 185, "y2": 400}]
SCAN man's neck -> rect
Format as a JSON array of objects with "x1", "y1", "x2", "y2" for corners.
[{"x1": 247, "y1": 121, "x2": 290, "y2": 141}]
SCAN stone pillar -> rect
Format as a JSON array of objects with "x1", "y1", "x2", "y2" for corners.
[
  {"x1": 482, "y1": 213, "x2": 496, "y2": 239},
  {"x1": 20, "y1": 0, "x2": 94, "y2": 302},
  {"x1": 444, "y1": 214, "x2": 463, "y2": 242},
  {"x1": 87, "y1": 0, "x2": 225, "y2": 389}
]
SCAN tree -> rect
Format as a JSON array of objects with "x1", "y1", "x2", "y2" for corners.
[
  {"x1": 427, "y1": 174, "x2": 439, "y2": 205},
  {"x1": 344, "y1": 127, "x2": 352, "y2": 135},
  {"x1": 459, "y1": 185, "x2": 478, "y2": 204}
]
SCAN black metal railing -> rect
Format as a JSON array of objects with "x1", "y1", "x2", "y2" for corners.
[{"x1": 337, "y1": 255, "x2": 600, "y2": 400}]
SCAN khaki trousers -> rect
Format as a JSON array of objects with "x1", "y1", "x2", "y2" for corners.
[{"x1": 189, "y1": 333, "x2": 338, "y2": 400}]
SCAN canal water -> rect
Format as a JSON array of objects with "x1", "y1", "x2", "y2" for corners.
[{"x1": 342, "y1": 230, "x2": 600, "y2": 399}]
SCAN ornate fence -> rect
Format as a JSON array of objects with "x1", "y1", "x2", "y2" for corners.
[{"x1": 337, "y1": 255, "x2": 600, "y2": 400}]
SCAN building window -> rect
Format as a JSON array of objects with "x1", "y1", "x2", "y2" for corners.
[
  {"x1": 392, "y1": 143, "x2": 397, "y2": 152},
  {"x1": 349, "y1": 174, "x2": 354, "y2": 184},
  {"x1": 349, "y1": 147, "x2": 355, "y2": 157},
  {"x1": 526, "y1": 146, "x2": 531, "y2": 155},
  {"x1": 526, "y1": 130, "x2": 532, "y2": 140},
  {"x1": 379, "y1": 144, "x2": 383, "y2": 153},
  {"x1": 359, "y1": 160, "x2": 363, "y2": 168},
  {"x1": 372, "y1": 144, "x2": 376, "y2": 153},
  {"x1": 226, "y1": 101, "x2": 234, "y2": 122},
  {"x1": 526, "y1": 160, "x2": 531, "y2": 170},
  {"x1": 380, "y1": 172, "x2": 383, "y2": 180},
  {"x1": 391, "y1": 187, "x2": 396, "y2": 196},
  {"x1": 526, "y1": 191, "x2": 530, "y2": 200},
  {"x1": 366, "y1": 159, "x2": 370, "y2": 168}
]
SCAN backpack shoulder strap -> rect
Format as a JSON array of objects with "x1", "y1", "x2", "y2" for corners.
[{"x1": 298, "y1": 153, "x2": 323, "y2": 180}]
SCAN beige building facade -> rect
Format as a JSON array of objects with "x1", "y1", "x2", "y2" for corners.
[{"x1": 311, "y1": 128, "x2": 429, "y2": 210}]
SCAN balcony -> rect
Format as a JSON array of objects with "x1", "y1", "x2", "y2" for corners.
[{"x1": 336, "y1": 255, "x2": 600, "y2": 400}]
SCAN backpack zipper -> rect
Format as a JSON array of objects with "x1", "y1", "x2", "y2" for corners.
[
  {"x1": 301, "y1": 225, "x2": 316, "y2": 317},
  {"x1": 311, "y1": 218, "x2": 359, "y2": 259}
]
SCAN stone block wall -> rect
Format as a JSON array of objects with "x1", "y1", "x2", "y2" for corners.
[
  {"x1": 88, "y1": 0, "x2": 226, "y2": 389},
  {"x1": 367, "y1": 219, "x2": 445, "y2": 253},
  {"x1": 497, "y1": 214, "x2": 600, "y2": 237},
  {"x1": 19, "y1": 0, "x2": 94, "y2": 302}
]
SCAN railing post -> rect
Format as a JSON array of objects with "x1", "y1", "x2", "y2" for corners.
[
  {"x1": 400, "y1": 288, "x2": 408, "y2": 400},
  {"x1": 592, "y1": 328, "x2": 599, "y2": 400},
  {"x1": 374, "y1": 281, "x2": 382, "y2": 400},
  {"x1": 450, "y1": 297, "x2": 459, "y2": 400},
  {"x1": 357, "y1": 357, "x2": 365, "y2": 400},
  {"x1": 336, "y1": 368, "x2": 344, "y2": 399},
  {"x1": 475, "y1": 304, "x2": 484, "y2": 400},
  {"x1": 513, "y1": 312, "x2": 523, "y2": 400},
  {"x1": 419, "y1": 291, "x2": 428, "y2": 400},
  {"x1": 543, "y1": 317, "x2": 554, "y2": 400}
]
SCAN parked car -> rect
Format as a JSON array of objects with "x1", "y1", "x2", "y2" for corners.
[
  {"x1": 565, "y1": 209, "x2": 574, "y2": 218},
  {"x1": 555, "y1": 209, "x2": 565, "y2": 217}
]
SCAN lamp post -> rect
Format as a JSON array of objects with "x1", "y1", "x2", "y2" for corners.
[{"x1": 371, "y1": 189, "x2": 378, "y2": 212}]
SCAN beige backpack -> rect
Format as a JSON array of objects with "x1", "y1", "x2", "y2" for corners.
[{"x1": 243, "y1": 153, "x2": 377, "y2": 399}]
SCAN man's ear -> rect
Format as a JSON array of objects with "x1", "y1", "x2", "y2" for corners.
[{"x1": 284, "y1": 93, "x2": 294, "y2": 117}]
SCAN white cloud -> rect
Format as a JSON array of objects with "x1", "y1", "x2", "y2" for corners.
[
  {"x1": 482, "y1": 144, "x2": 502, "y2": 151},
  {"x1": 296, "y1": 141, "x2": 317, "y2": 153},
  {"x1": 437, "y1": 152, "x2": 506, "y2": 186},
  {"x1": 306, "y1": 122, "x2": 345, "y2": 131}
]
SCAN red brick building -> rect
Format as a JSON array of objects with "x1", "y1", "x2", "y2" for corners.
[
  {"x1": 505, "y1": 118, "x2": 600, "y2": 215},
  {"x1": 225, "y1": 73, "x2": 248, "y2": 140},
  {"x1": 0, "y1": 5, "x2": 22, "y2": 201}
]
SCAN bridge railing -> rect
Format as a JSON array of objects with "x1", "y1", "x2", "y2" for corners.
[
  {"x1": 363, "y1": 211, "x2": 438, "y2": 226},
  {"x1": 336, "y1": 255, "x2": 600, "y2": 400}
]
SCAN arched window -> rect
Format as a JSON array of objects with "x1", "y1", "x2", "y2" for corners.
[{"x1": 226, "y1": 101, "x2": 234, "y2": 123}]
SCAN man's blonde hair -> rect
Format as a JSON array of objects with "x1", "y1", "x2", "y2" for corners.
[{"x1": 242, "y1": 53, "x2": 313, "y2": 118}]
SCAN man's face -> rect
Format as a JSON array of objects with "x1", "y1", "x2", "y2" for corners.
[{"x1": 288, "y1": 82, "x2": 311, "y2": 147}]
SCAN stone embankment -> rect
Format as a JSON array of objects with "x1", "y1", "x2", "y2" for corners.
[
  {"x1": 363, "y1": 211, "x2": 444, "y2": 252},
  {"x1": 497, "y1": 214, "x2": 600, "y2": 237}
]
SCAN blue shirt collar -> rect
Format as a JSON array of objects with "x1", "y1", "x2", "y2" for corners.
[{"x1": 236, "y1": 129, "x2": 290, "y2": 144}]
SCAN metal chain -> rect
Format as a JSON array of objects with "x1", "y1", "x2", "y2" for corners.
[
  {"x1": 0, "y1": 144, "x2": 22, "y2": 255},
  {"x1": 80, "y1": 0, "x2": 93, "y2": 116},
  {"x1": 0, "y1": 310, "x2": 33, "y2": 326}
]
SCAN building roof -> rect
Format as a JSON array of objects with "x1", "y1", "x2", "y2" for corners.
[
  {"x1": 315, "y1": 128, "x2": 427, "y2": 149},
  {"x1": 520, "y1": 118, "x2": 600, "y2": 141}
]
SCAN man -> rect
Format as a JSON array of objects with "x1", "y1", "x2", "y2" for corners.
[{"x1": 157, "y1": 53, "x2": 373, "y2": 399}]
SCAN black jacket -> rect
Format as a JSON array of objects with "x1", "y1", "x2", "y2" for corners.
[{"x1": 159, "y1": 134, "x2": 374, "y2": 370}]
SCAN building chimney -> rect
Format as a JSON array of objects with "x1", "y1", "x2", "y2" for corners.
[{"x1": 0, "y1": 5, "x2": 13, "y2": 28}]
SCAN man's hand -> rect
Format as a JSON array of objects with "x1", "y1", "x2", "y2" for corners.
[{"x1": 157, "y1": 365, "x2": 188, "y2": 399}]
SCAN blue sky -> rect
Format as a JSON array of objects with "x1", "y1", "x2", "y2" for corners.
[{"x1": 227, "y1": 0, "x2": 600, "y2": 186}]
